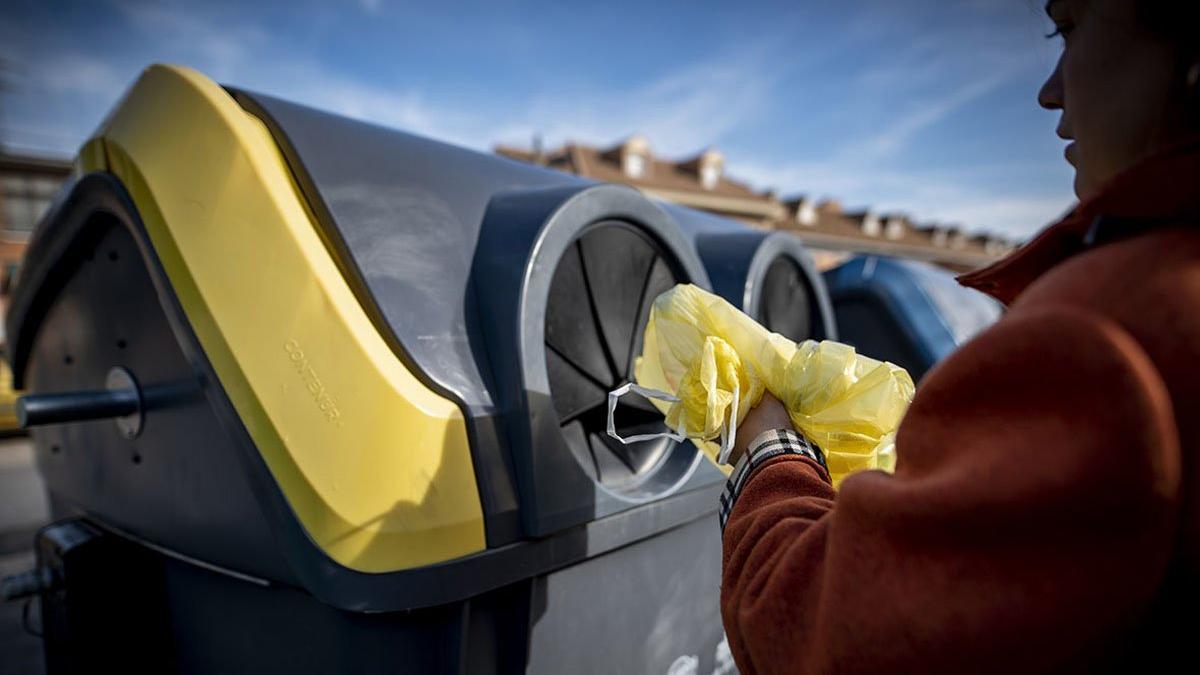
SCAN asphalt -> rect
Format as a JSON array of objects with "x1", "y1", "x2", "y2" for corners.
[{"x1": 0, "y1": 436, "x2": 48, "y2": 675}]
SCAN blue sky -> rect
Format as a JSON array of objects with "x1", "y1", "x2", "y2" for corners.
[{"x1": 1, "y1": 0, "x2": 1071, "y2": 239}]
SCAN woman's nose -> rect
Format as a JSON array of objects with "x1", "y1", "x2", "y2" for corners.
[{"x1": 1038, "y1": 57, "x2": 1065, "y2": 111}]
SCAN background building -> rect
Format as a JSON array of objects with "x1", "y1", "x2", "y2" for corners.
[
  {"x1": 497, "y1": 136, "x2": 1019, "y2": 272},
  {"x1": 0, "y1": 152, "x2": 72, "y2": 337}
]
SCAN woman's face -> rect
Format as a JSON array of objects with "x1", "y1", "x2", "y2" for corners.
[{"x1": 1038, "y1": 0, "x2": 1191, "y2": 199}]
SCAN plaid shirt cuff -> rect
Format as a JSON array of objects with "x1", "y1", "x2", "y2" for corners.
[{"x1": 719, "y1": 428, "x2": 827, "y2": 531}]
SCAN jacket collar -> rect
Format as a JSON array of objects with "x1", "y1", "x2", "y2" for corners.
[{"x1": 958, "y1": 137, "x2": 1200, "y2": 305}]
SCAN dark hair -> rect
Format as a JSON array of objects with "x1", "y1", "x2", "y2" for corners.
[
  {"x1": 1138, "y1": 1, "x2": 1200, "y2": 122},
  {"x1": 1139, "y1": 2, "x2": 1200, "y2": 59}
]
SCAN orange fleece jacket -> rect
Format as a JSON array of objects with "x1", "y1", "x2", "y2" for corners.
[{"x1": 721, "y1": 139, "x2": 1200, "y2": 674}]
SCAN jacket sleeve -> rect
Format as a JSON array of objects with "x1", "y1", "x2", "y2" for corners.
[{"x1": 720, "y1": 305, "x2": 1182, "y2": 675}]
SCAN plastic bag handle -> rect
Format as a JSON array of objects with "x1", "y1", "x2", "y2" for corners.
[
  {"x1": 606, "y1": 383, "x2": 686, "y2": 444},
  {"x1": 606, "y1": 382, "x2": 741, "y2": 466},
  {"x1": 715, "y1": 384, "x2": 739, "y2": 465}
]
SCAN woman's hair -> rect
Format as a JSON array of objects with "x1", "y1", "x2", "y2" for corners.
[
  {"x1": 1137, "y1": 2, "x2": 1200, "y2": 121},
  {"x1": 1138, "y1": 3, "x2": 1199, "y2": 60}
]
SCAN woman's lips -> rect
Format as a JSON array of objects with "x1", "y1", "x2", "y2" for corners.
[{"x1": 1065, "y1": 142, "x2": 1076, "y2": 165}]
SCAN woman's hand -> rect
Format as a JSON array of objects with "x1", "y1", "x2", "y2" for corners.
[{"x1": 729, "y1": 392, "x2": 795, "y2": 466}]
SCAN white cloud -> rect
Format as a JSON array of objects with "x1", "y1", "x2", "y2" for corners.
[
  {"x1": 490, "y1": 61, "x2": 774, "y2": 158},
  {"x1": 112, "y1": 1, "x2": 268, "y2": 79},
  {"x1": 32, "y1": 54, "x2": 127, "y2": 98},
  {"x1": 77, "y1": 2, "x2": 777, "y2": 159},
  {"x1": 933, "y1": 194, "x2": 1071, "y2": 237},
  {"x1": 838, "y1": 68, "x2": 1018, "y2": 162},
  {"x1": 3, "y1": 0, "x2": 1070, "y2": 239},
  {"x1": 0, "y1": 50, "x2": 130, "y2": 155},
  {"x1": 726, "y1": 11, "x2": 1070, "y2": 240},
  {"x1": 735, "y1": 156, "x2": 1071, "y2": 240}
]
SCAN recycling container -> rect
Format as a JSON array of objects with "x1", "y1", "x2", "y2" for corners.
[
  {"x1": 3, "y1": 64, "x2": 753, "y2": 674},
  {"x1": 677, "y1": 209, "x2": 837, "y2": 344},
  {"x1": 823, "y1": 255, "x2": 1002, "y2": 382}
]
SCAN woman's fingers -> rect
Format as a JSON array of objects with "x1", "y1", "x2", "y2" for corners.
[{"x1": 729, "y1": 393, "x2": 795, "y2": 465}]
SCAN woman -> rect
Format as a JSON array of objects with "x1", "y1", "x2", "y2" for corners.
[{"x1": 719, "y1": 1, "x2": 1199, "y2": 672}]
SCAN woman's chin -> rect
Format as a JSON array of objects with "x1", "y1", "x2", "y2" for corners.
[{"x1": 1073, "y1": 171, "x2": 1097, "y2": 202}]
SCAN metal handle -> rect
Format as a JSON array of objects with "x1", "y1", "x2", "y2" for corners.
[
  {"x1": 17, "y1": 389, "x2": 139, "y2": 427},
  {"x1": 16, "y1": 367, "x2": 144, "y2": 437},
  {"x1": 1, "y1": 568, "x2": 56, "y2": 602}
]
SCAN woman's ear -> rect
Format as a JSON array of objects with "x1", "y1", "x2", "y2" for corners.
[{"x1": 1187, "y1": 62, "x2": 1200, "y2": 122}]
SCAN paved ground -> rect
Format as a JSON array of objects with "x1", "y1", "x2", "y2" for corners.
[
  {"x1": 0, "y1": 436, "x2": 47, "y2": 538},
  {"x1": 0, "y1": 436, "x2": 48, "y2": 675}
]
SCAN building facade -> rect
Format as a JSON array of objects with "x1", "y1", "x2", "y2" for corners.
[
  {"x1": 0, "y1": 152, "x2": 73, "y2": 337},
  {"x1": 496, "y1": 136, "x2": 1018, "y2": 272}
]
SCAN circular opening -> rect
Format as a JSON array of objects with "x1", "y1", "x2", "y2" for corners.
[
  {"x1": 758, "y1": 256, "x2": 817, "y2": 342},
  {"x1": 543, "y1": 221, "x2": 689, "y2": 495}
]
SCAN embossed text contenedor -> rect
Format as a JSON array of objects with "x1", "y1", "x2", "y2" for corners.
[{"x1": 284, "y1": 339, "x2": 343, "y2": 426}]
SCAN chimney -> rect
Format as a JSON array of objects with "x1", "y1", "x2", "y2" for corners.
[
  {"x1": 930, "y1": 226, "x2": 949, "y2": 247},
  {"x1": 860, "y1": 211, "x2": 881, "y2": 237},
  {"x1": 948, "y1": 227, "x2": 967, "y2": 249},
  {"x1": 883, "y1": 215, "x2": 907, "y2": 240},
  {"x1": 532, "y1": 133, "x2": 545, "y2": 165},
  {"x1": 788, "y1": 196, "x2": 818, "y2": 226},
  {"x1": 620, "y1": 134, "x2": 650, "y2": 178},
  {"x1": 817, "y1": 199, "x2": 843, "y2": 216},
  {"x1": 679, "y1": 147, "x2": 725, "y2": 190},
  {"x1": 697, "y1": 148, "x2": 724, "y2": 190}
]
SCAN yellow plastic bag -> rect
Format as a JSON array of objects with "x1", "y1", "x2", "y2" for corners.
[{"x1": 613, "y1": 284, "x2": 914, "y2": 487}]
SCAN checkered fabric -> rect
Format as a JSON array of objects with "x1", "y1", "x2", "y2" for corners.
[{"x1": 719, "y1": 429, "x2": 828, "y2": 531}]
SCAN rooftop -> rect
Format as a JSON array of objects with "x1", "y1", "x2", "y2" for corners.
[{"x1": 496, "y1": 137, "x2": 1018, "y2": 271}]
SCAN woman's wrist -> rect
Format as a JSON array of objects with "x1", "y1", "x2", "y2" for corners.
[
  {"x1": 719, "y1": 428, "x2": 829, "y2": 531},
  {"x1": 729, "y1": 392, "x2": 794, "y2": 465}
]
